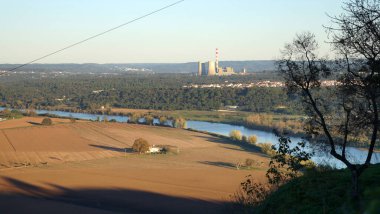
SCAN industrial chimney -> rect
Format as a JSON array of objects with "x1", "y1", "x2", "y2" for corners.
[{"x1": 215, "y1": 48, "x2": 219, "y2": 71}]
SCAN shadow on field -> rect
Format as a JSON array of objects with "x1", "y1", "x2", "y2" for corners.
[
  {"x1": 192, "y1": 134, "x2": 266, "y2": 157},
  {"x1": 27, "y1": 121, "x2": 42, "y2": 126},
  {"x1": 0, "y1": 176, "x2": 228, "y2": 214},
  {"x1": 89, "y1": 144, "x2": 133, "y2": 153},
  {"x1": 198, "y1": 161, "x2": 236, "y2": 169}
]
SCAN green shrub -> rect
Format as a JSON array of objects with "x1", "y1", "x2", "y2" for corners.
[
  {"x1": 132, "y1": 138, "x2": 150, "y2": 154},
  {"x1": 229, "y1": 130, "x2": 242, "y2": 141},
  {"x1": 173, "y1": 117, "x2": 186, "y2": 128},
  {"x1": 159, "y1": 116, "x2": 167, "y2": 125},
  {"x1": 129, "y1": 113, "x2": 140, "y2": 124},
  {"x1": 41, "y1": 118, "x2": 53, "y2": 126},
  {"x1": 258, "y1": 143, "x2": 275, "y2": 157},
  {"x1": 24, "y1": 110, "x2": 37, "y2": 117},
  {"x1": 242, "y1": 136, "x2": 248, "y2": 142},
  {"x1": 248, "y1": 135, "x2": 258, "y2": 145},
  {"x1": 145, "y1": 115, "x2": 154, "y2": 125}
]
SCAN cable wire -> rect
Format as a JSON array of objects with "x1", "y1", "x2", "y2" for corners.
[{"x1": 8, "y1": 0, "x2": 185, "y2": 72}]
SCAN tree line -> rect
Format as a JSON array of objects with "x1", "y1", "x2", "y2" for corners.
[{"x1": 0, "y1": 75, "x2": 304, "y2": 114}]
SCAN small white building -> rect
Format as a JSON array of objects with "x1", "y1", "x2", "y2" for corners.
[{"x1": 148, "y1": 145, "x2": 162, "y2": 153}]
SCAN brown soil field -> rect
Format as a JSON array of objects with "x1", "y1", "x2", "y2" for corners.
[
  {"x1": 0, "y1": 116, "x2": 80, "y2": 129},
  {"x1": 0, "y1": 118, "x2": 269, "y2": 213}
]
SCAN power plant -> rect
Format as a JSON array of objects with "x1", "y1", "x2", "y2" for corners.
[{"x1": 198, "y1": 48, "x2": 235, "y2": 76}]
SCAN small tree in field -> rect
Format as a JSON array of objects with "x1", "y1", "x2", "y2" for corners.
[
  {"x1": 230, "y1": 130, "x2": 243, "y2": 141},
  {"x1": 41, "y1": 118, "x2": 53, "y2": 126},
  {"x1": 132, "y1": 138, "x2": 150, "y2": 154},
  {"x1": 278, "y1": 0, "x2": 380, "y2": 198}
]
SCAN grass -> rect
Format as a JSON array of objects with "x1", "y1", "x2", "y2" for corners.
[{"x1": 249, "y1": 164, "x2": 380, "y2": 214}]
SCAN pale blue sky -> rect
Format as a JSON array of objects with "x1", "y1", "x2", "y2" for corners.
[{"x1": 0, "y1": 0, "x2": 343, "y2": 63}]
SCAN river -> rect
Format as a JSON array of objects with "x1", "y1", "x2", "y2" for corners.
[{"x1": 3, "y1": 108, "x2": 380, "y2": 168}]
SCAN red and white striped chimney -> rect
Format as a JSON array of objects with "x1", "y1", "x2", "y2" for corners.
[{"x1": 215, "y1": 48, "x2": 219, "y2": 69}]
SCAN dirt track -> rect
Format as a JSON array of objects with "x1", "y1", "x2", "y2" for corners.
[{"x1": 0, "y1": 118, "x2": 269, "y2": 213}]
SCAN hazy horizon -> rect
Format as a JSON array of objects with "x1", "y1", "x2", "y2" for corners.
[{"x1": 2, "y1": 0, "x2": 343, "y2": 64}]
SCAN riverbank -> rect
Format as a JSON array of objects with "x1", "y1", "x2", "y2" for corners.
[{"x1": 2, "y1": 107, "x2": 378, "y2": 152}]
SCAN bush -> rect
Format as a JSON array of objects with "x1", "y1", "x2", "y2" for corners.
[
  {"x1": 159, "y1": 116, "x2": 167, "y2": 125},
  {"x1": 145, "y1": 115, "x2": 154, "y2": 125},
  {"x1": 173, "y1": 117, "x2": 186, "y2": 128},
  {"x1": 0, "y1": 109, "x2": 23, "y2": 119},
  {"x1": 231, "y1": 175, "x2": 275, "y2": 209},
  {"x1": 229, "y1": 130, "x2": 242, "y2": 141},
  {"x1": 258, "y1": 143, "x2": 276, "y2": 157},
  {"x1": 24, "y1": 110, "x2": 37, "y2": 117},
  {"x1": 129, "y1": 113, "x2": 140, "y2": 124},
  {"x1": 132, "y1": 138, "x2": 150, "y2": 154},
  {"x1": 248, "y1": 135, "x2": 258, "y2": 145},
  {"x1": 242, "y1": 136, "x2": 248, "y2": 142},
  {"x1": 41, "y1": 118, "x2": 53, "y2": 126},
  {"x1": 245, "y1": 158, "x2": 257, "y2": 168}
]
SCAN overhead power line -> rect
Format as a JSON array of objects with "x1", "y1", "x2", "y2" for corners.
[{"x1": 8, "y1": 0, "x2": 185, "y2": 72}]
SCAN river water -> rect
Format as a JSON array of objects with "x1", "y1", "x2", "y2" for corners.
[{"x1": 3, "y1": 109, "x2": 380, "y2": 168}]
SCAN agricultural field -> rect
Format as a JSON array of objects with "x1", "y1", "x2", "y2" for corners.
[{"x1": 0, "y1": 117, "x2": 269, "y2": 213}]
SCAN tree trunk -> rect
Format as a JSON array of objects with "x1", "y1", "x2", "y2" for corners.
[{"x1": 351, "y1": 169, "x2": 359, "y2": 199}]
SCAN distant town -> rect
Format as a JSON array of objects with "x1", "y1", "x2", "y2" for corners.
[{"x1": 183, "y1": 80, "x2": 338, "y2": 88}]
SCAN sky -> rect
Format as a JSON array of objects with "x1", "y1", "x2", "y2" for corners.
[{"x1": 0, "y1": 0, "x2": 344, "y2": 64}]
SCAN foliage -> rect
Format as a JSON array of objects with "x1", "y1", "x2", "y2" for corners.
[
  {"x1": 173, "y1": 117, "x2": 186, "y2": 128},
  {"x1": 41, "y1": 117, "x2": 53, "y2": 126},
  {"x1": 254, "y1": 164, "x2": 380, "y2": 214},
  {"x1": 159, "y1": 116, "x2": 167, "y2": 125},
  {"x1": 0, "y1": 74, "x2": 304, "y2": 114},
  {"x1": 245, "y1": 114, "x2": 305, "y2": 135},
  {"x1": 132, "y1": 138, "x2": 150, "y2": 154},
  {"x1": 144, "y1": 115, "x2": 154, "y2": 125},
  {"x1": 241, "y1": 135, "x2": 247, "y2": 143},
  {"x1": 247, "y1": 135, "x2": 258, "y2": 145},
  {"x1": 279, "y1": 0, "x2": 380, "y2": 197},
  {"x1": 233, "y1": 134, "x2": 313, "y2": 210},
  {"x1": 266, "y1": 134, "x2": 314, "y2": 186},
  {"x1": 231, "y1": 175, "x2": 275, "y2": 209},
  {"x1": 128, "y1": 113, "x2": 140, "y2": 124},
  {"x1": 258, "y1": 143, "x2": 276, "y2": 157},
  {"x1": 24, "y1": 110, "x2": 37, "y2": 117},
  {"x1": 229, "y1": 130, "x2": 242, "y2": 141},
  {"x1": 0, "y1": 109, "x2": 23, "y2": 119}
]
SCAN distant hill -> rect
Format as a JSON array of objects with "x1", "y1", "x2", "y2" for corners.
[{"x1": 0, "y1": 60, "x2": 276, "y2": 73}]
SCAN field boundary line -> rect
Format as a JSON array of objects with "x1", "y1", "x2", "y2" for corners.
[
  {"x1": 86, "y1": 123, "x2": 128, "y2": 146},
  {"x1": 1, "y1": 130, "x2": 16, "y2": 152}
]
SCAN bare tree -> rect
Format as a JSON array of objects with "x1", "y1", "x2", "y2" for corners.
[{"x1": 278, "y1": 0, "x2": 379, "y2": 196}]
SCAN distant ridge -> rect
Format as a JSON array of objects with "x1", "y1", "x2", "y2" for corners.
[{"x1": 0, "y1": 60, "x2": 276, "y2": 73}]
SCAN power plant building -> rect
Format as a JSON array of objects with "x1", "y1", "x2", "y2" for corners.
[{"x1": 198, "y1": 49, "x2": 236, "y2": 76}]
